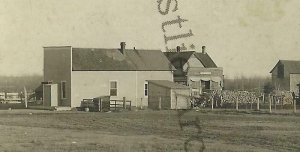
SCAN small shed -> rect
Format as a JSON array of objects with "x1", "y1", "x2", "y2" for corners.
[{"x1": 148, "y1": 80, "x2": 191, "y2": 110}]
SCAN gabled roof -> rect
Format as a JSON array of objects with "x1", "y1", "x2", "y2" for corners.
[
  {"x1": 72, "y1": 48, "x2": 175, "y2": 71},
  {"x1": 164, "y1": 51, "x2": 195, "y2": 64},
  {"x1": 270, "y1": 60, "x2": 300, "y2": 73},
  {"x1": 147, "y1": 80, "x2": 189, "y2": 89},
  {"x1": 164, "y1": 51, "x2": 218, "y2": 68},
  {"x1": 194, "y1": 52, "x2": 217, "y2": 68}
]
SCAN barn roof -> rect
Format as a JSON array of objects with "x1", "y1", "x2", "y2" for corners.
[
  {"x1": 147, "y1": 80, "x2": 190, "y2": 89},
  {"x1": 270, "y1": 60, "x2": 300, "y2": 73},
  {"x1": 164, "y1": 51, "x2": 218, "y2": 68},
  {"x1": 72, "y1": 48, "x2": 175, "y2": 71}
]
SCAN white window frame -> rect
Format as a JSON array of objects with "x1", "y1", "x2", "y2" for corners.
[
  {"x1": 61, "y1": 81, "x2": 67, "y2": 99},
  {"x1": 109, "y1": 80, "x2": 118, "y2": 96}
]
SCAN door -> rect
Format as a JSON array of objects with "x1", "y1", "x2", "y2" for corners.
[{"x1": 43, "y1": 84, "x2": 58, "y2": 107}]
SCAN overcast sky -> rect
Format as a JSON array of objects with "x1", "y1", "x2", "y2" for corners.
[{"x1": 0, "y1": 0, "x2": 299, "y2": 78}]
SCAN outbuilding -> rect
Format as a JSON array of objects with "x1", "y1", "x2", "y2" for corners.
[{"x1": 148, "y1": 80, "x2": 191, "y2": 110}]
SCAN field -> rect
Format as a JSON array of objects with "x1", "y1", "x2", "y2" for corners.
[{"x1": 0, "y1": 109, "x2": 299, "y2": 152}]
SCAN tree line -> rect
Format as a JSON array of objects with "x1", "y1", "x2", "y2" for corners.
[
  {"x1": 0, "y1": 75, "x2": 43, "y2": 92},
  {"x1": 223, "y1": 75, "x2": 272, "y2": 93}
]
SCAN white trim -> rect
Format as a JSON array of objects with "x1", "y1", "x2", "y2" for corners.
[
  {"x1": 135, "y1": 71, "x2": 138, "y2": 107},
  {"x1": 70, "y1": 46, "x2": 73, "y2": 106}
]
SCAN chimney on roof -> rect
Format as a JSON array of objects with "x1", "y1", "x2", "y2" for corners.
[
  {"x1": 176, "y1": 46, "x2": 180, "y2": 52},
  {"x1": 120, "y1": 42, "x2": 126, "y2": 54},
  {"x1": 202, "y1": 46, "x2": 206, "y2": 54}
]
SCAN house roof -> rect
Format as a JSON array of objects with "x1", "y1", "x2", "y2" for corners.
[
  {"x1": 164, "y1": 51, "x2": 218, "y2": 68},
  {"x1": 164, "y1": 51, "x2": 194, "y2": 66},
  {"x1": 194, "y1": 53, "x2": 218, "y2": 68},
  {"x1": 270, "y1": 60, "x2": 300, "y2": 73},
  {"x1": 147, "y1": 80, "x2": 190, "y2": 89},
  {"x1": 72, "y1": 48, "x2": 175, "y2": 71}
]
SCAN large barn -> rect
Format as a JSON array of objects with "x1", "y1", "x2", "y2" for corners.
[
  {"x1": 43, "y1": 42, "x2": 178, "y2": 108},
  {"x1": 270, "y1": 60, "x2": 300, "y2": 94}
]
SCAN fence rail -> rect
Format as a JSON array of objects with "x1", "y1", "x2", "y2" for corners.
[
  {"x1": 81, "y1": 98, "x2": 131, "y2": 112},
  {"x1": 187, "y1": 90, "x2": 298, "y2": 113}
]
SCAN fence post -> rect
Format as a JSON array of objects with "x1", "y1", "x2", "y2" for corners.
[
  {"x1": 269, "y1": 94, "x2": 272, "y2": 113},
  {"x1": 175, "y1": 95, "x2": 178, "y2": 110},
  {"x1": 159, "y1": 97, "x2": 162, "y2": 110},
  {"x1": 140, "y1": 98, "x2": 143, "y2": 110},
  {"x1": 236, "y1": 96, "x2": 239, "y2": 111},
  {"x1": 257, "y1": 98, "x2": 260, "y2": 110},
  {"x1": 275, "y1": 98, "x2": 277, "y2": 111},
  {"x1": 211, "y1": 97, "x2": 214, "y2": 110},
  {"x1": 100, "y1": 99, "x2": 102, "y2": 112},
  {"x1": 98, "y1": 98, "x2": 101, "y2": 112},
  {"x1": 220, "y1": 95, "x2": 223, "y2": 107},
  {"x1": 24, "y1": 86, "x2": 28, "y2": 108},
  {"x1": 294, "y1": 98, "x2": 297, "y2": 113},
  {"x1": 262, "y1": 93, "x2": 265, "y2": 103},
  {"x1": 123, "y1": 97, "x2": 126, "y2": 110}
]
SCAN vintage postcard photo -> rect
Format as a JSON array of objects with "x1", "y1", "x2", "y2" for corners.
[{"x1": 0, "y1": 0, "x2": 299, "y2": 151}]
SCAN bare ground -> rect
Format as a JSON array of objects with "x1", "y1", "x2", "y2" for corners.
[{"x1": 0, "y1": 109, "x2": 299, "y2": 152}]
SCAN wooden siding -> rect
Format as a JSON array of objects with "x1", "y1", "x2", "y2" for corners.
[
  {"x1": 71, "y1": 71, "x2": 173, "y2": 107},
  {"x1": 271, "y1": 64, "x2": 290, "y2": 90},
  {"x1": 148, "y1": 82, "x2": 190, "y2": 110},
  {"x1": 290, "y1": 74, "x2": 300, "y2": 94},
  {"x1": 44, "y1": 47, "x2": 72, "y2": 106},
  {"x1": 170, "y1": 89, "x2": 190, "y2": 109},
  {"x1": 148, "y1": 83, "x2": 171, "y2": 110}
]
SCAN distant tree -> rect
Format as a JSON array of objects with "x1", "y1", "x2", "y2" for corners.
[
  {"x1": 0, "y1": 75, "x2": 43, "y2": 92},
  {"x1": 224, "y1": 75, "x2": 270, "y2": 92}
]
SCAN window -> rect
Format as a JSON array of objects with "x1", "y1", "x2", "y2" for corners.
[
  {"x1": 144, "y1": 82, "x2": 148, "y2": 97},
  {"x1": 61, "y1": 81, "x2": 66, "y2": 99},
  {"x1": 110, "y1": 81, "x2": 117, "y2": 96}
]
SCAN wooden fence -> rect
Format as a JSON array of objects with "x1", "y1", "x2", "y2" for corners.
[
  {"x1": 194, "y1": 90, "x2": 297, "y2": 113},
  {"x1": 81, "y1": 97, "x2": 131, "y2": 112}
]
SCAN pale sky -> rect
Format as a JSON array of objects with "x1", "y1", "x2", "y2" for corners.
[{"x1": 0, "y1": 0, "x2": 299, "y2": 78}]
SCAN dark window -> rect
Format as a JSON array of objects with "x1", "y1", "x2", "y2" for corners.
[
  {"x1": 110, "y1": 81, "x2": 117, "y2": 96},
  {"x1": 144, "y1": 83, "x2": 148, "y2": 96},
  {"x1": 61, "y1": 81, "x2": 66, "y2": 99},
  {"x1": 201, "y1": 80, "x2": 210, "y2": 90}
]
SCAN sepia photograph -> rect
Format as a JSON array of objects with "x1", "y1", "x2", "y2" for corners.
[{"x1": 0, "y1": 0, "x2": 299, "y2": 151}]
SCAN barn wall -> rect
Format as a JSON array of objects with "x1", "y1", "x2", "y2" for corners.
[
  {"x1": 271, "y1": 68, "x2": 290, "y2": 90},
  {"x1": 290, "y1": 74, "x2": 300, "y2": 94},
  {"x1": 71, "y1": 71, "x2": 173, "y2": 107},
  {"x1": 271, "y1": 63, "x2": 290, "y2": 90},
  {"x1": 148, "y1": 83, "x2": 171, "y2": 110},
  {"x1": 44, "y1": 47, "x2": 72, "y2": 106}
]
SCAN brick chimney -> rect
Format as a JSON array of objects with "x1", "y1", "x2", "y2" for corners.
[
  {"x1": 176, "y1": 46, "x2": 180, "y2": 52},
  {"x1": 120, "y1": 42, "x2": 126, "y2": 54},
  {"x1": 202, "y1": 46, "x2": 206, "y2": 54}
]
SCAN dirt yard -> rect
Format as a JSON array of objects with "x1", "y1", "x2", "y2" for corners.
[{"x1": 0, "y1": 109, "x2": 299, "y2": 152}]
